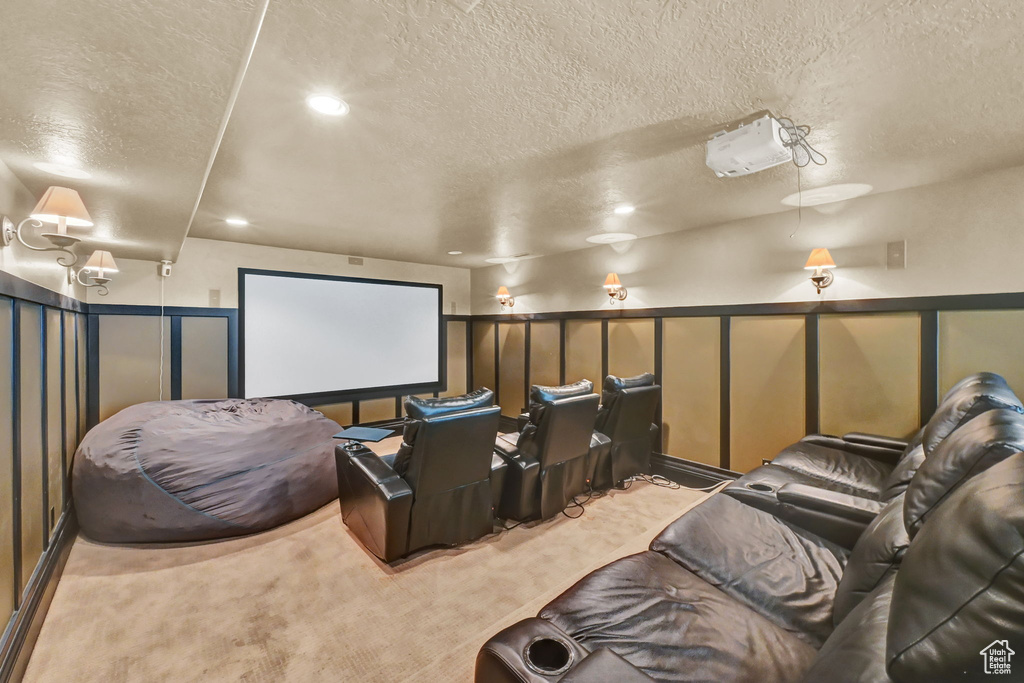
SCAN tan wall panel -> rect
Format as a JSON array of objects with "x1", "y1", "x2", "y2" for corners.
[
  {"x1": 316, "y1": 402, "x2": 353, "y2": 426},
  {"x1": 498, "y1": 323, "x2": 527, "y2": 416},
  {"x1": 529, "y1": 321, "x2": 560, "y2": 388},
  {"x1": 98, "y1": 315, "x2": 171, "y2": 422},
  {"x1": 731, "y1": 316, "x2": 806, "y2": 473},
  {"x1": 442, "y1": 321, "x2": 467, "y2": 397},
  {"x1": 565, "y1": 320, "x2": 602, "y2": 387},
  {"x1": 18, "y1": 302, "x2": 44, "y2": 593},
  {"x1": 608, "y1": 319, "x2": 655, "y2": 379},
  {"x1": 359, "y1": 398, "x2": 396, "y2": 423},
  {"x1": 0, "y1": 300, "x2": 15, "y2": 620},
  {"x1": 76, "y1": 315, "x2": 86, "y2": 440},
  {"x1": 820, "y1": 313, "x2": 920, "y2": 438},
  {"x1": 181, "y1": 317, "x2": 229, "y2": 400},
  {"x1": 63, "y1": 312, "x2": 78, "y2": 475},
  {"x1": 662, "y1": 318, "x2": 720, "y2": 466},
  {"x1": 472, "y1": 322, "x2": 496, "y2": 393},
  {"x1": 939, "y1": 310, "x2": 1024, "y2": 396},
  {"x1": 45, "y1": 309, "x2": 63, "y2": 535}
]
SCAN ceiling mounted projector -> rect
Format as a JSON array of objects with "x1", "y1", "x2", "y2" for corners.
[{"x1": 705, "y1": 114, "x2": 792, "y2": 178}]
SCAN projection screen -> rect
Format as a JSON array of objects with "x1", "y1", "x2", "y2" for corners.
[{"x1": 239, "y1": 269, "x2": 443, "y2": 401}]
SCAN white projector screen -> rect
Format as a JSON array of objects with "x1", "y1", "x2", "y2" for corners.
[{"x1": 240, "y1": 269, "x2": 443, "y2": 400}]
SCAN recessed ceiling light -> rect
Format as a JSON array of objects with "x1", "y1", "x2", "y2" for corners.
[
  {"x1": 613, "y1": 204, "x2": 636, "y2": 215},
  {"x1": 225, "y1": 217, "x2": 249, "y2": 226},
  {"x1": 306, "y1": 94, "x2": 349, "y2": 116},
  {"x1": 447, "y1": 250, "x2": 463, "y2": 255},
  {"x1": 586, "y1": 232, "x2": 638, "y2": 245},
  {"x1": 33, "y1": 161, "x2": 91, "y2": 179},
  {"x1": 781, "y1": 183, "x2": 873, "y2": 207}
]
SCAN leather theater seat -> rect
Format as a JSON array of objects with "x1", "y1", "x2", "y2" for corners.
[
  {"x1": 335, "y1": 388, "x2": 504, "y2": 562},
  {"x1": 592, "y1": 373, "x2": 661, "y2": 489},
  {"x1": 475, "y1": 406, "x2": 1024, "y2": 682},
  {"x1": 493, "y1": 381, "x2": 611, "y2": 522}
]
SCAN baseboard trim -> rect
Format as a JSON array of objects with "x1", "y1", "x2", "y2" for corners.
[
  {"x1": 0, "y1": 507, "x2": 78, "y2": 683},
  {"x1": 651, "y1": 453, "x2": 738, "y2": 488},
  {"x1": 498, "y1": 415, "x2": 520, "y2": 434}
]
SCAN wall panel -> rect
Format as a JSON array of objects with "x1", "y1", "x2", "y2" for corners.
[
  {"x1": 497, "y1": 323, "x2": 527, "y2": 416},
  {"x1": 939, "y1": 310, "x2": 1024, "y2": 396},
  {"x1": 98, "y1": 315, "x2": 171, "y2": 421},
  {"x1": 17, "y1": 302, "x2": 44, "y2": 594},
  {"x1": 359, "y1": 398, "x2": 396, "y2": 423},
  {"x1": 76, "y1": 315, "x2": 86, "y2": 439},
  {"x1": 63, "y1": 312, "x2": 78, "y2": 477},
  {"x1": 180, "y1": 317, "x2": 229, "y2": 400},
  {"x1": 316, "y1": 402, "x2": 353, "y2": 426},
  {"x1": 471, "y1": 322, "x2": 496, "y2": 393},
  {"x1": 731, "y1": 316, "x2": 805, "y2": 473},
  {"x1": 661, "y1": 317, "x2": 720, "y2": 466},
  {"x1": 565, "y1": 320, "x2": 602, "y2": 387},
  {"x1": 442, "y1": 320, "x2": 467, "y2": 397},
  {"x1": 529, "y1": 321, "x2": 560, "y2": 388},
  {"x1": 819, "y1": 313, "x2": 920, "y2": 438},
  {"x1": 0, "y1": 299, "x2": 14, "y2": 621},
  {"x1": 44, "y1": 309, "x2": 62, "y2": 537},
  {"x1": 608, "y1": 319, "x2": 655, "y2": 379}
]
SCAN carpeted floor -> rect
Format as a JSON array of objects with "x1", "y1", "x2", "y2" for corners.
[{"x1": 23, "y1": 451, "x2": 713, "y2": 682}]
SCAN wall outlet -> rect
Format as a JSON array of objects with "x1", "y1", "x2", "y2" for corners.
[
  {"x1": 886, "y1": 240, "x2": 906, "y2": 270},
  {"x1": 209, "y1": 289, "x2": 221, "y2": 307}
]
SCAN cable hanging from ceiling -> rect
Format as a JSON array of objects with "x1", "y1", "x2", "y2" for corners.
[{"x1": 773, "y1": 116, "x2": 828, "y2": 238}]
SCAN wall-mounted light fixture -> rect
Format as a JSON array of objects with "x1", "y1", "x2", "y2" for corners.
[
  {"x1": 75, "y1": 250, "x2": 118, "y2": 296},
  {"x1": 805, "y1": 248, "x2": 836, "y2": 294},
  {"x1": 1, "y1": 186, "x2": 93, "y2": 269},
  {"x1": 496, "y1": 286, "x2": 515, "y2": 311},
  {"x1": 604, "y1": 272, "x2": 628, "y2": 303}
]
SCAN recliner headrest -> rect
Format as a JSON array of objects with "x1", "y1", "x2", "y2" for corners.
[
  {"x1": 602, "y1": 373, "x2": 656, "y2": 394},
  {"x1": 904, "y1": 408, "x2": 1024, "y2": 539},
  {"x1": 939, "y1": 371, "x2": 1008, "y2": 403},
  {"x1": 531, "y1": 380, "x2": 593, "y2": 405},
  {"x1": 920, "y1": 382, "x2": 1022, "y2": 456},
  {"x1": 404, "y1": 388, "x2": 494, "y2": 420}
]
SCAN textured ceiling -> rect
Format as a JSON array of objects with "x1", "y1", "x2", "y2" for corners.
[{"x1": 3, "y1": 0, "x2": 1024, "y2": 266}]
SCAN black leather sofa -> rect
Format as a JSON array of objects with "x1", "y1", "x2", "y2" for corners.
[
  {"x1": 592, "y1": 373, "x2": 660, "y2": 489},
  {"x1": 723, "y1": 372, "x2": 1023, "y2": 547},
  {"x1": 476, "y1": 407, "x2": 1024, "y2": 682},
  {"x1": 494, "y1": 381, "x2": 612, "y2": 522},
  {"x1": 335, "y1": 389, "x2": 505, "y2": 562}
]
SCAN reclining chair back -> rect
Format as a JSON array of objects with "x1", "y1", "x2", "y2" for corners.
[
  {"x1": 399, "y1": 393, "x2": 501, "y2": 553},
  {"x1": 594, "y1": 373, "x2": 660, "y2": 487}
]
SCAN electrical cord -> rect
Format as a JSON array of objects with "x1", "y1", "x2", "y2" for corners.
[
  {"x1": 773, "y1": 116, "x2": 826, "y2": 240},
  {"x1": 158, "y1": 272, "x2": 165, "y2": 401}
]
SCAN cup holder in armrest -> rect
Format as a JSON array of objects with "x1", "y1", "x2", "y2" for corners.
[
  {"x1": 745, "y1": 482, "x2": 775, "y2": 493},
  {"x1": 524, "y1": 636, "x2": 574, "y2": 676}
]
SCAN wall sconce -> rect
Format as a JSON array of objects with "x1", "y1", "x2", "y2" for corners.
[
  {"x1": 0, "y1": 186, "x2": 93, "y2": 269},
  {"x1": 496, "y1": 286, "x2": 515, "y2": 311},
  {"x1": 805, "y1": 248, "x2": 836, "y2": 294},
  {"x1": 604, "y1": 272, "x2": 627, "y2": 303},
  {"x1": 75, "y1": 250, "x2": 118, "y2": 296}
]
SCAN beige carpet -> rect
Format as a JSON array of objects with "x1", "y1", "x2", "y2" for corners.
[{"x1": 23, "y1": 471, "x2": 714, "y2": 682}]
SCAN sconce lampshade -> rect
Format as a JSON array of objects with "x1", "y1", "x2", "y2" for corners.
[
  {"x1": 84, "y1": 250, "x2": 118, "y2": 273},
  {"x1": 603, "y1": 272, "x2": 622, "y2": 288},
  {"x1": 496, "y1": 286, "x2": 510, "y2": 298},
  {"x1": 804, "y1": 248, "x2": 836, "y2": 270},
  {"x1": 30, "y1": 186, "x2": 93, "y2": 227}
]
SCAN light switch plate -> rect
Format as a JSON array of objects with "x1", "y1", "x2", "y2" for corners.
[
  {"x1": 348, "y1": 256, "x2": 364, "y2": 266},
  {"x1": 886, "y1": 240, "x2": 906, "y2": 270},
  {"x1": 209, "y1": 289, "x2": 221, "y2": 307}
]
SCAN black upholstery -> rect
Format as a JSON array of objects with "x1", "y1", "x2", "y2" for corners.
[
  {"x1": 593, "y1": 373, "x2": 660, "y2": 488},
  {"x1": 493, "y1": 381, "x2": 610, "y2": 521},
  {"x1": 335, "y1": 390, "x2": 503, "y2": 562}
]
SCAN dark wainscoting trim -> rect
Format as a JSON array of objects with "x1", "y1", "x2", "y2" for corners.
[
  {"x1": 0, "y1": 272, "x2": 84, "y2": 314},
  {"x1": 0, "y1": 508, "x2": 78, "y2": 683},
  {"x1": 651, "y1": 453, "x2": 738, "y2": 488}
]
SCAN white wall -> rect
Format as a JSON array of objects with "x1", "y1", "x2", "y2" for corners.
[
  {"x1": 91, "y1": 237, "x2": 472, "y2": 312},
  {"x1": 0, "y1": 160, "x2": 84, "y2": 298},
  {"x1": 471, "y1": 164, "x2": 1024, "y2": 314}
]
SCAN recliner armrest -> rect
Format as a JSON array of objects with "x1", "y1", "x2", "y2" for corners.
[
  {"x1": 335, "y1": 444, "x2": 413, "y2": 563},
  {"x1": 776, "y1": 483, "x2": 883, "y2": 523},
  {"x1": 841, "y1": 432, "x2": 909, "y2": 452},
  {"x1": 516, "y1": 412, "x2": 530, "y2": 432},
  {"x1": 797, "y1": 434, "x2": 904, "y2": 466},
  {"x1": 493, "y1": 435, "x2": 541, "y2": 521},
  {"x1": 558, "y1": 649, "x2": 655, "y2": 682},
  {"x1": 475, "y1": 617, "x2": 590, "y2": 683}
]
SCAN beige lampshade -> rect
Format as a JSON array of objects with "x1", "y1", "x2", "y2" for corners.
[
  {"x1": 84, "y1": 250, "x2": 118, "y2": 273},
  {"x1": 30, "y1": 186, "x2": 93, "y2": 227},
  {"x1": 804, "y1": 248, "x2": 836, "y2": 270},
  {"x1": 604, "y1": 272, "x2": 622, "y2": 288},
  {"x1": 496, "y1": 286, "x2": 510, "y2": 298}
]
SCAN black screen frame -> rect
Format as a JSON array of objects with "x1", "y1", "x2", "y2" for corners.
[{"x1": 238, "y1": 267, "x2": 445, "y2": 405}]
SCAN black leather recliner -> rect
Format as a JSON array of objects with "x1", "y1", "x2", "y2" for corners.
[
  {"x1": 494, "y1": 381, "x2": 611, "y2": 522},
  {"x1": 476, "y1": 407, "x2": 1024, "y2": 682},
  {"x1": 335, "y1": 389, "x2": 505, "y2": 562},
  {"x1": 592, "y1": 373, "x2": 660, "y2": 489}
]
